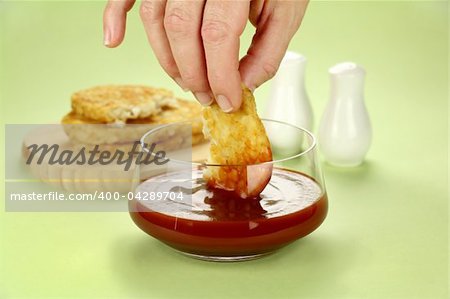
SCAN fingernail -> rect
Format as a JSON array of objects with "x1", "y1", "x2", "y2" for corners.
[
  {"x1": 243, "y1": 80, "x2": 256, "y2": 92},
  {"x1": 194, "y1": 92, "x2": 213, "y2": 106},
  {"x1": 104, "y1": 28, "x2": 111, "y2": 47},
  {"x1": 216, "y1": 95, "x2": 233, "y2": 113},
  {"x1": 174, "y1": 77, "x2": 189, "y2": 92}
]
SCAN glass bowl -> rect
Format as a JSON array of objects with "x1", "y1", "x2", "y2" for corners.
[{"x1": 129, "y1": 119, "x2": 328, "y2": 262}]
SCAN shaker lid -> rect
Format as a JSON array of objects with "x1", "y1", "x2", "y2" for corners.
[{"x1": 329, "y1": 62, "x2": 365, "y2": 77}]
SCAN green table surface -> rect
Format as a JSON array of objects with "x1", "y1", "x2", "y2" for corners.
[{"x1": 0, "y1": 1, "x2": 448, "y2": 298}]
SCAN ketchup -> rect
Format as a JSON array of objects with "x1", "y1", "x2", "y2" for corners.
[{"x1": 130, "y1": 168, "x2": 328, "y2": 257}]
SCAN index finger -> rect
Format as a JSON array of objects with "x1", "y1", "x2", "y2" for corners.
[
  {"x1": 240, "y1": 1, "x2": 307, "y2": 90},
  {"x1": 201, "y1": 0, "x2": 250, "y2": 112},
  {"x1": 103, "y1": 0, "x2": 136, "y2": 47}
]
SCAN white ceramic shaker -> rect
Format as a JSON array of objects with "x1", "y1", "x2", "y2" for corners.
[
  {"x1": 264, "y1": 51, "x2": 313, "y2": 155},
  {"x1": 318, "y1": 62, "x2": 372, "y2": 167}
]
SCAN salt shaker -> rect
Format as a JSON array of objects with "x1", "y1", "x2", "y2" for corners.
[
  {"x1": 318, "y1": 62, "x2": 372, "y2": 167},
  {"x1": 264, "y1": 51, "x2": 313, "y2": 155}
]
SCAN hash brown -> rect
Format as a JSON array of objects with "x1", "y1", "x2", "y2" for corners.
[
  {"x1": 71, "y1": 85, "x2": 177, "y2": 123},
  {"x1": 202, "y1": 86, "x2": 273, "y2": 198},
  {"x1": 62, "y1": 98, "x2": 204, "y2": 145}
]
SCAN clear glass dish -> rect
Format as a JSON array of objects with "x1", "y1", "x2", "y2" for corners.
[{"x1": 129, "y1": 119, "x2": 328, "y2": 262}]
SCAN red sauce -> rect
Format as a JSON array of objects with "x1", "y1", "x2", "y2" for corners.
[{"x1": 129, "y1": 168, "x2": 328, "y2": 257}]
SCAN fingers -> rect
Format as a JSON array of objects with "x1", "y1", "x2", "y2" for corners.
[
  {"x1": 140, "y1": 0, "x2": 183, "y2": 87},
  {"x1": 165, "y1": 0, "x2": 212, "y2": 106},
  {"x1": 248, "y1": 0, "x2": 264, "y2": 27},
  {"x1": 107, "y1": 0, "x2": 255, "y2": 112},
  {"x1": 103, "y1": 0, "x2": 136, "y2": 47},
  {"x1": 202, "y1": 0, "x2": 250, "y2": 112},
  {"x1": 240, "y1": 1, "x2": 308, "y2": 90}
]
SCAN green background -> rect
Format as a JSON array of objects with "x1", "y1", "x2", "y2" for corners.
[{"x1": 0, "y1": 1, "x2": 448, "y2": 298}]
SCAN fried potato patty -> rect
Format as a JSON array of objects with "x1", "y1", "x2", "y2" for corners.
[
  {"x1": 71, "y1": 85, "x2": 176, "y2": 123},
  {"x1": 62, "y1": 98, "x2": 204, "y2": 145},
  {"x1": 202, "y1": 86, "x2": 273, "y2": 198}
]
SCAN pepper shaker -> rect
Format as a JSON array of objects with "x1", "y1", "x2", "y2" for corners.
[
  {"x1": 264, "y1": 51, "x2": 313, "y2": 155},
  {"x1": 318, "y1": 62, "x2": 372, "y2": 167}
]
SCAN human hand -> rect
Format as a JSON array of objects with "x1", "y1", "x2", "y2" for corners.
[{"x1": 103, "y1": 0, "x2": 308, "y2": 112}]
